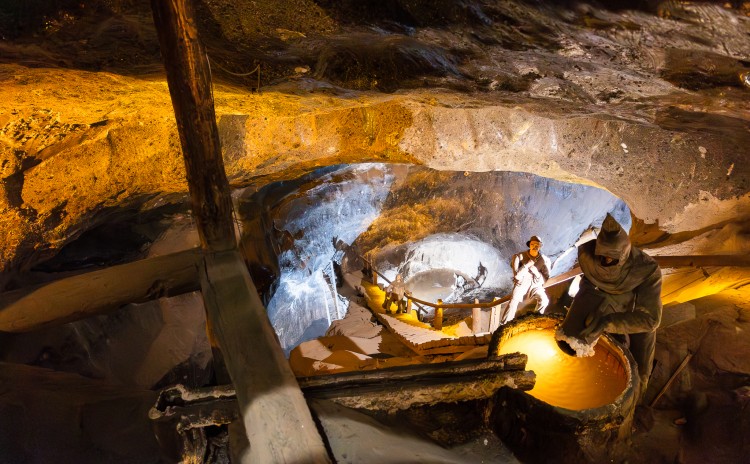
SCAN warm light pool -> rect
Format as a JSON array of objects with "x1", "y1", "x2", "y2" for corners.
[{"x1": 497, "y1": 328, "x2": 627, "y2": 410}]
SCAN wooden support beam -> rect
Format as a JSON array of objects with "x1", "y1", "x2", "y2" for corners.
[
  {"x1": 532, "y1": 255, "x2": 750, "y2": 294},
  {"x1": 306, "y1": 370, "x2": 535, "y2": 412},
  {"x1": 0, "y1": 248, "x2": 202, "y2": 333},
  {"x1": 298, "y1": 354, "x2": 528, "y2": 391},
  {"x1": 649, "y1": 352, "x2": 693, "y2": 407},
  {"x1": 653, "y1": 254, "x2": 750, "y2": 268},
  {"x1": 472, "y1": 299, "x2": 481, "y2": 334},
  {"x1": 543, "y1": 266, "x2": 582, "y2": 288},
  {"x1": 200, "y1": 250, "x2": 330, "y2": 463},
  {"x1": 150, "y1": 1, "x2": 330, "y2": 461},
  {"x1": 301, "y1": 354, "x2": 532, "y2": 412},
  {"x1": 489, "y1": 298, "x2": 502, "y2": 333},
  {"x1": 434, "y1": 299, "x2": 443, "y2": 330},
  {"x1": 150, "y1": 0, "x2": 235, "y2": 252}
]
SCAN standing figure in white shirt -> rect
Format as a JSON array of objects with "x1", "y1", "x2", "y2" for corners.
[{"x1": 504, "y1": 235, "x2": 551, "y2": 323}]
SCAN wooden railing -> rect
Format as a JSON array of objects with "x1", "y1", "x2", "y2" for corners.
[
  {"x1": 363, "y1": 256, "x2": 584, "y2": 333},
  {"x1": 365, "y1": 253, "x2": 750, "y2": 334}
]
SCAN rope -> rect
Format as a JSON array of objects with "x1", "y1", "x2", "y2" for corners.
[
  {"x1": 206, "y1": 56, "x2": 261, "y2": 92},
  {"x1": 210, "y1": 60, "x2": 261, "y2": 77},
  {"x1": 361, "y1": 256, "x2": 430, "y2": 317}
]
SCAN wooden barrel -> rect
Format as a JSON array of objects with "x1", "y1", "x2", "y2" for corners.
[{"x1": 488, "y1": 314, "x2": 638, "y2": 463}]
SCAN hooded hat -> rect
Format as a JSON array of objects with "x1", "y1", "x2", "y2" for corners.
[
  {"x1": 526, "y1": 235, "x2": 543, "y2": 247},
  {"x1": 578, "y1": 213, "x2": 659, "y2": 294},
  {"x1": 595, "y1": 214, "x2": 631, "y2": 263},
  {"x1": 577, "y1": 214, "x2": 633, "y2": 289}
]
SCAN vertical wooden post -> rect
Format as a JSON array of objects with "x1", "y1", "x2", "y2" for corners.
[
  {"x1": 150, "y1": 0, "x2": 235, "y2": 252},
  {"x1": 434, "y1": 299, "x2": 443, "y2": 331},
  {"x1": 490, "y1": 298, "x2": 501, "y2": 333},
  {"x1": 150, "y1": 1, "x2": 330, "y2": 462},
  {"x1": 364, "y1": 260, "x2": 373, "y2": 283},
  {"x1": 406, "y1": 298, "x2": 412, "y2": 315},
  {"x1": 472, "y1": 298, "x2": 481, "y2": 334}
]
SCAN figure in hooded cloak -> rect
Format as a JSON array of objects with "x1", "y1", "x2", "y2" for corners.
[{"x1": 557, "y1": 213, "x2": 662, "y2": 400}]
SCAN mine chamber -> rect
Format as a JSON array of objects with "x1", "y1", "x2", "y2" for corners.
[
  {"x1": 0, "y1": 160, "x2": 642, "y2": 463},
  {"x1": 243, "y1": 162, "x2": 633, "y2": 352},
  {"x1": 245, "y1": 162, "x2": 639, "y2": 462}
]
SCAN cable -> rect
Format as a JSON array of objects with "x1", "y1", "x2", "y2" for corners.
[{"x1": 206, "y1": 56, "x2": 261, "y2": 92}]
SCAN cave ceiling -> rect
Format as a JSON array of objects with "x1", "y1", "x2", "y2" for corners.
[{"x1": 0, "y1": 0, "x2": 749, "y2": 285}]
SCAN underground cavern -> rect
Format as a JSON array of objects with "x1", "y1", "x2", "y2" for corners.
[{"x1": 1, "y1": 0, "x2": 750, "y2": 463}]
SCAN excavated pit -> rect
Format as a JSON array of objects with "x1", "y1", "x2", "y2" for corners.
[{"x1": 241, "y1": 163, "x2": 631, "y2": 353}]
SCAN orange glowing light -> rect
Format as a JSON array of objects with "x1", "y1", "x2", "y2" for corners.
[{"x1": 498, "y1": 329, "x2": 627, "y2": 410}]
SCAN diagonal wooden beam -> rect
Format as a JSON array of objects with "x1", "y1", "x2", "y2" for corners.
[
  {"x1": 150, "y1": 0, "x2": 331, "y2": 461},
  {"x1": 200, "y1": 250, "x2": 330, "y2": 463},
  {"x1": 653, "y1": 254, "x2": 750, "y2": 268},
  {"x1": 150, "y1": 0, "x2": 235, "y2": 253}
]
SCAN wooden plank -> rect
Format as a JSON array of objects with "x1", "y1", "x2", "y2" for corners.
[
  {"x1": 0, "y1": 248, "x2": 202, "y2": 332},
  {"x1": 543, "y1": 266, "x2": 581, "y2": 288},
  {"x1": 653, "y1": 255, "x2": 750, "y2": 268},
  {"x1": 453, "y1": 346, "x2": 489, "y2": 361},
  {"x1": 370, "y1": 303, "x2": 498, "y2": 356},
  {"x1": 537, "y1": 255, "x2": 750, "y2": 291},
  {"x1": 489, "y1": 305, "x2": 501, "y2": 333},
  {"x1": 420, "y1": 345, "x2": 485, "y2": 356},
  {"x1": 308, "y1": 370, "x2": 535, "y2": 412},
  {"x1": 300, "y1": 356, "x2": 532, "y2": 412},
  {"x1": 201, "y1": 250, "x2": 330, "y2": 463},
  {"x1": 478, "y1": 333, "x2": 493, "y2": 344},
  {"x1": 458, "y1": 335, "x2": 477, "y2": 346},
  {"x1": 472, "y1": 299, "x2": 481, "y2": 334},
  {"x1": 299, "y1": 354, "x2": 528, "y2": 389}
]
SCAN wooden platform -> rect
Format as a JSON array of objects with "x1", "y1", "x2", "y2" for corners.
[
  {"x1": 374, "y1": 311, "x2": 493, "y2": 355},
  {"x1": 362, "y1": 280, "x2": 494, "y2": 357}
]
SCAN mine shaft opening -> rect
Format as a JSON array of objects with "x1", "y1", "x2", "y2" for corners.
[{"x1": 241, "y1": 162, "x2": 633, "y2": 359}]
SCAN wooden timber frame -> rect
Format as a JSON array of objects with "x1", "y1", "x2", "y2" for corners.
[
  {"x1": 148, "y1": 0, "x2": 330, "y2": 462},
  {"x1": 149, "y1": 354, "x2": 534, "y2": 437},
  {"x1": 299, "y1": 354, "x2": 534, "y2": 412}
]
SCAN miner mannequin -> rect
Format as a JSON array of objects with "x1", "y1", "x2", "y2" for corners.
[
  {"x1": 504, "y1": 235, "x2": 552, "y2": 323},
  {"x1": 383, "y1": 273, "x2": 408, "y2": 314},
  {"x1": 558, "y1": 213, "x2": 662, "y2": 401}
]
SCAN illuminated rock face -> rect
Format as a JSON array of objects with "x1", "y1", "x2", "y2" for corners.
[
  {"x1": 248, "y1": 164, "x2": 395, "y2": 352},
  {"x1": 250, "y1": 165, "x2": 628, "y2": 352},
  {"x1": 1, "y1": 2, "x2": 750, "y2": 462},
  {"x1": 2, "y1": 3, "x2": 750, "y2": 284}
]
